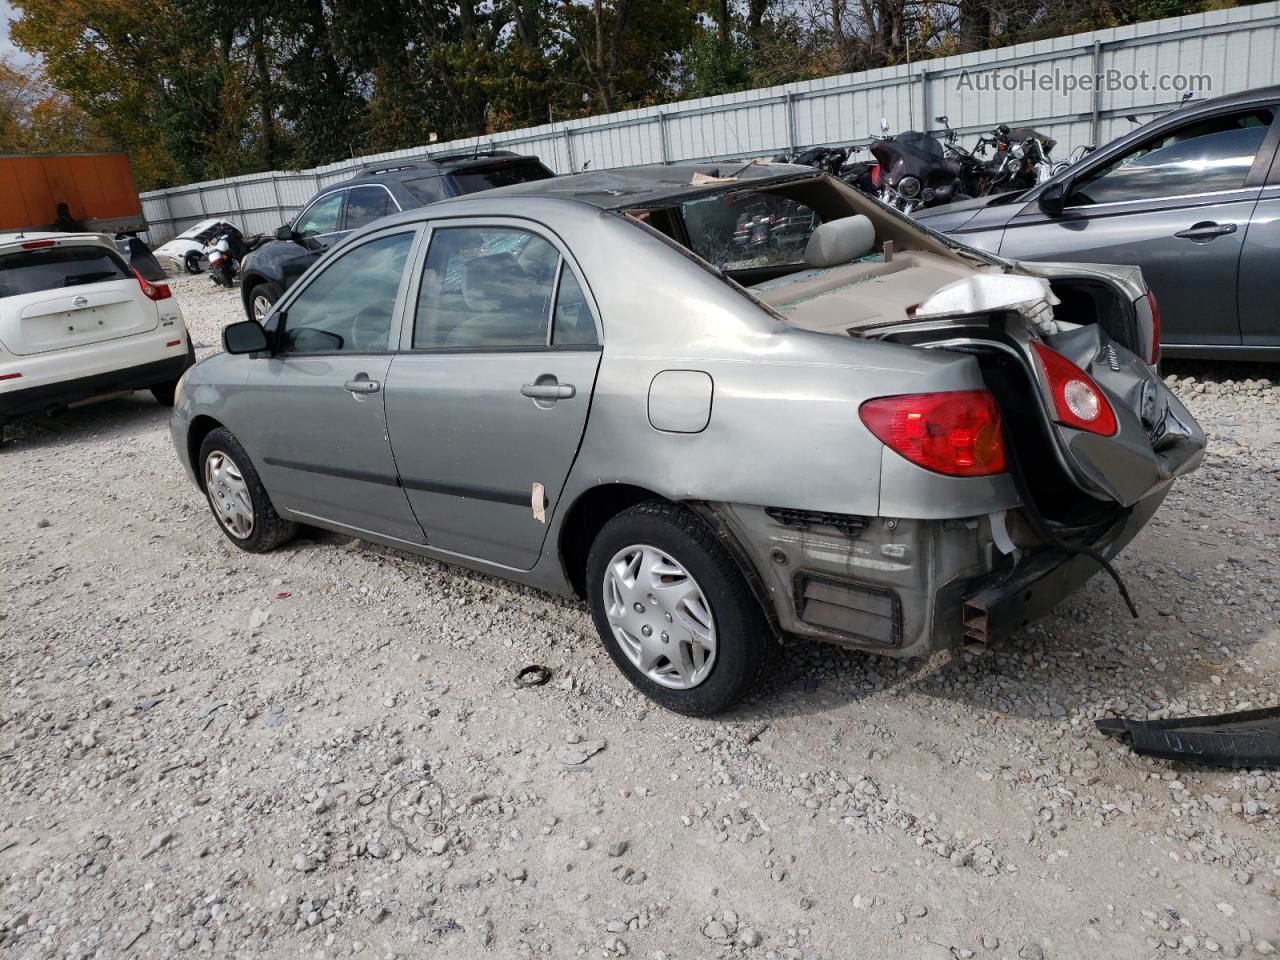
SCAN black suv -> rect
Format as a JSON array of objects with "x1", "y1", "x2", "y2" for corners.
[{"x1": 239, "y1": 151, "x2": 555, "y2": 320}]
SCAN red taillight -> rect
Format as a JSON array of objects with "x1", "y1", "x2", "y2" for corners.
[
  {"x1": 859, "y1": 390, "x2": 1007, "y2": 477},
  {"x1": 870, "y1": 164, "x2": 881, "y2": 186},
  {"x1": 1145, "y1": 289, "x2": 1161, "y2": 365},
  {"x1": 21, "y1": 239, "x2": 56, "y2": 249},
  {"x1": 132, "y1": 267, "x2": 171, "y2": 302},
  {"x1": 0, "y1": 372, "x2": 21, "y2": 381},
  {"x1": 1030, "y1": 342, "x2": 1117, "y2": 436}
]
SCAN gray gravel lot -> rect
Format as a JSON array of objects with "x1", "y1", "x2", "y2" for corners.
[{"x1": 1, "y1": 274, "x2": 1278, "y2": 959}]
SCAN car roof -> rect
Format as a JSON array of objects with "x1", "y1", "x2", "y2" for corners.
[
  {"x1": 0, "y1": 231, "x2": 117, "y2": 250},
  {"x1": 1176, "y1": 83, "x2": 1280, "y2": 115},
  {"x1": 446, "y1": 161, "x2": 819, "y2": 210},
  {"x1": 325, "y1": 151, "x2": 550, "y2": 192}
]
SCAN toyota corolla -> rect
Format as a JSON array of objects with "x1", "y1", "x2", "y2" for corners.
[{"x1": 168, "y1": 163, "x2": 1204, "y2": 715}]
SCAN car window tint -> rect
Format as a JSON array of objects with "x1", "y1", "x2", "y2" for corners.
[
  {"x1": 1070, "y1": 110, "x2": 1274, "y2": 205},
  {"x1": 0, "y1": 245, "x2": 131, "y2": 298},
  {"x1": 413, "y1": 227, "x2": 559, "y2": 349},
  {"x1": 401, "y1": 176, "x2": 446, "y2": 204},
  {"x1": 682, "y1": 192, "x2": 820, "y2": 270},
  {"x1": 281, "y1": 233, "x2": 412, "y2": 354},
  {"x1": 449, "y1": 161, "x2": 555, "y2": 194},
  {"x1": 294, "y1": 191, "x2": 345, "y2": 238},
  {"x1": 551, "y1": 266, "x2": 597, "y2": 346},
  {"x1": 344, "y1": 186, "x2": 392, "y2": 230}
]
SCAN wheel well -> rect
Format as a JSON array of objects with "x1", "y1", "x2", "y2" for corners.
[
  {"x1": 187, "y1": 415, "x2": 224, "y2": 490},
  {"x1": 558, "y1": 484, "x2": 665, "y2": 597}
]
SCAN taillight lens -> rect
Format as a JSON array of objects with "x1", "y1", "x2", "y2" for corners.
[
  {"x1": 132, "y1": 267, "x2": 171, "y2": 301},
  {"x1": 21, "y1": 239, "x2": 56, "y2": 250},
  {"x1": 1145, "y1": 289, "x2": 1161, "y2": 365},
  {"x1": 1030, "y1": 341, "x2": 1117, "y2": 436},
  {"x1": 870, "y1": 164, "x2": 881, "y2": 186},
  {"x1": 859, "y1": 390, "x2": 1007, "y2": 477}
]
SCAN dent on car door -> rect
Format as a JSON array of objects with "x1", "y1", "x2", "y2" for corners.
[
  {"x1": 243, "y1": 228, "x2": 427, "y2": 542},
  {"x1": 1002, "y1": 107, "x2": 1277, "y2": 346},
  {"x1": 384, "y1": 222, "x2": 603, "y2": 570}
]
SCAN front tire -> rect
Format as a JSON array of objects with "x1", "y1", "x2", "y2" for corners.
[
  {"x1": 198, "y1": 427, "x2": 296, "y2": 552},
  {"x1": 150, "y1": 342, "x2": 196, "y2": 407},
  {"x1": 183, "y1": 250, "x2": 203, "y2": 274},
  {"x1": 586, "y1": 501, "x2": 770, "y2": 716},
  {"x1": 246, "y1": 281, "x2": 282, "y2": 322}
]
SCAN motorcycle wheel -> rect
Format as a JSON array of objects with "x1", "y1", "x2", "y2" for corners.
[{"x1": 184, "y1": 251, "x2": 203, "y2": 274}]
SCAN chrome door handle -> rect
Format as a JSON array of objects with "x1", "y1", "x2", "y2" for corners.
[
  {"x1": 521, "y1": 382, "x2": 576, "y2": 400},
  {"x1": 344, "y1": 378, "x2": 380, "y2": 394},
  {"x1": 1174, "y1": 221, "x2": 1236, "y2": 242}
]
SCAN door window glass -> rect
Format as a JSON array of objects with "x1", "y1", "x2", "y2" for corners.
[
  {"x1": 294, "y1": 191, "x2": 345, "y2": 238},
  {"x1": 401, "y1": 176, "x2": 446, "y2": 204},
  {"x1": 344, "y1": 186, "x2": 393, "y2": 230},
  {"x1": 413, "y1": 227, "x2": 560, "y2": 349},
  {"x1": 551, "y1": 266, "x2": 598, "y2": 346},
  {"x1": 281, "y1": 233, "x2": 413, "y2": 354},
  {"x1": 1069, "y1": 110, "x2": 1274, "y2": 206},
  {"x1": 683, "y1": 192, "x2": 821, "y2": 270}
]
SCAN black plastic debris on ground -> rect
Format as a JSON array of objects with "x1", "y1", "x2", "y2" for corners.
[{"x1": 1096, "y1": 706, "x2": 1280, "y2": 768}]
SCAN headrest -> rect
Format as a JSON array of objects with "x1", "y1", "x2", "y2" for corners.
[
  {"x1": 803, "y1": 214, "x2": 875, "y2": 268},
  {"x1": 462, "y1": 253, "x2": 521, "y2": 311}
]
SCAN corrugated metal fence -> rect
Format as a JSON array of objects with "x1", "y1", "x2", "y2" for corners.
[{"x1": 140, "y1": 1, "x2": 1280, "y2": 245}]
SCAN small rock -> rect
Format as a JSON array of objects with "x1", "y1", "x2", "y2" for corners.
[
  {"x1": 739, "y1": 927, "x2": 762, "y2": 947},
  {"x1": 703, "y1": 920, "x2": 729, "y2": 939},
  {"x1": 431, "y1": 836, "x2": 450, "y2": 855},
  {"x1": 1019, "y1": 945, "x2": 1044, "y2": 960},
  {"x1": 607, "y1": 841, "x2": 629, "y2": 858}
]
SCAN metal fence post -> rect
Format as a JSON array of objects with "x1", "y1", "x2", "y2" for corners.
[
  {"x1": 656, "y1": 112, "x2": 670, "y2": 165},
  {"x1": 920, "y1": 69, "x2": 931, "y2": 133},
  {"x1": 564, "y1": 127, "x2": 577, "y2": 173},
  {"x1": 1091, "y1": 39, "x2": 1103, "y2": 146},
  {"x1": 785, "y1": 91, "x2": 797, "y2": 152}
]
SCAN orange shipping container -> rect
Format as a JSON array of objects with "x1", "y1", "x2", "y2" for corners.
[{"x1": 0, "y1": 152, "x2": 147, "y2": 234}]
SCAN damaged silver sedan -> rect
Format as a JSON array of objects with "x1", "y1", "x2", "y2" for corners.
[{"x1": 169, "y1": 163, "x2": 1205, "y2": 715}]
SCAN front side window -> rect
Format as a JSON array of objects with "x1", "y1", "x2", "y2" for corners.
[
  {"x1": 344, "y1": 186, "x2": 393, "y2": 231},
  {"x1": 1069, "y1": 109, "x2": 1274, "y2": 206},
  {"x1": 683, "y1": 192, "x2": 821, "y2": 270},
  {"x1": 294, "y1": 191, "x2": 345, "y2": 238},
  {"x1": 413, "y1": 226, "x2": 562, "y2": 349},
  {"x1": 280, "y1": 232, "x2": 413, "y2": 354}
]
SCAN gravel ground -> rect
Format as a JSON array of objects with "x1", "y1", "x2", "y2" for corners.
[{"x1": 1, "y1": 274, "x2": 1278, "y2": 960}]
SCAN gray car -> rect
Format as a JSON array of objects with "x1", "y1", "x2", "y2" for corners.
[
  {"x1": 169, "y1": 164, "x2": 1204, "y2": 714},
  {"x1": 915, "y1": 85, "x2": 1280, "y2": 361}
]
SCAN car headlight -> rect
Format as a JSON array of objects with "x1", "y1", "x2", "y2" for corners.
[{"x1": 897, "y1": 175, "x2": 922, "y2": 199}]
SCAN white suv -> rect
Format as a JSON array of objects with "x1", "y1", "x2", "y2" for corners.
[{"x1": 0, "y1": 232, "x2": 193, "y2": 435}]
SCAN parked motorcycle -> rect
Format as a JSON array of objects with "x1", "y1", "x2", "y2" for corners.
[
  {"x1": 203, "y1": 225, "x2": 267, "y2": 288},
  {"x1": 869, "y1": 119, "x2": 968, "y2": 215},
  {"x1": 773, "y1": 144, "x2": 881, "y2": 194}
]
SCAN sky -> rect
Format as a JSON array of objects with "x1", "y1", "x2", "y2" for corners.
[{"x1": 0, "y1": 0, "x2": 37, "y2": 69}]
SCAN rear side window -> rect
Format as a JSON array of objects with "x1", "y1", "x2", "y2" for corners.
[
  {"x1": 401, "y1": 177, "x2": 446, "y2": 204},
  {"x1": 450, "y1": 161, "x2": 554, "y2": 195},
  {"x1": 0, "y1": 245, "x2": 131, "y2": 298},
  {"x1": 344, "y1": 186, "x2": 394, "y2": 230}
]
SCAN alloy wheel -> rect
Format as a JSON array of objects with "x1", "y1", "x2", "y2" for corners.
[{"x1": 602, "y1": 544, "x2": 717, "y2": 689}]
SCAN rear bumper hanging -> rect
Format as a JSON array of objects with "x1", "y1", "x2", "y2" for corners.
[{"x1": 1097, "y1": 708, "x2": 1280, "y2": 768}]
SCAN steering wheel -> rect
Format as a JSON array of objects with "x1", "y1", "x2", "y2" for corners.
[{"x1": 350, "y1": 307, "x2": 387, "y2": 351}]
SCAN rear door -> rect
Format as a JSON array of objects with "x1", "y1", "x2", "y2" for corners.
[
  {"x1": 343, "y1": 185, "x2": 399, "y2": 232},
  {"x1": 241, "y1": 227, "x2": 425, "y2": 542},
  {"x1": 0, "y1": 239, "x2": 156, "y2": 356},
  {"x1": 999, "y1": 107, "x2": 1278, "y2": 347},
  {"x1": 1237, "y1": 144, "x2": 1280, "y2": 347},
  {"x1": 384, "y1": 219, "x2": 602, "y2": 569}
]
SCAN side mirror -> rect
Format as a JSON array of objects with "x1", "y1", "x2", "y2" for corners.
[
  {"x1": 1039, "y1": 181, "x2": 1068, "y2": 216},
  {"x1": 275, "y1": 224, "x2": 295, "y2": 241},
  {"x1": 223, "y1": 320, "x2": 271, "y2": 355}
]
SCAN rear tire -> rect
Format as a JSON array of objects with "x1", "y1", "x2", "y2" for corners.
[
  {"x1": 247, "y1": 281, "x2": 282, "y2": 322},
  {"x1": 198, "y1": 427, "x2": 296, "y2": 552},
  {"x1": 586, "y1": 500, "x2": 770, "y2": 716}
]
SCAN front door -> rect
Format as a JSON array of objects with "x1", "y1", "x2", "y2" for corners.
[
  {"x1": 244, "y1": 227, "x2": 425, "y2": 543},
  {"x1": 384, "y1": 222, "x2": 602, "y2": 570},
  {"x1": 1001, "y1": 107, "x2": 1278, "y2": 347}
]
